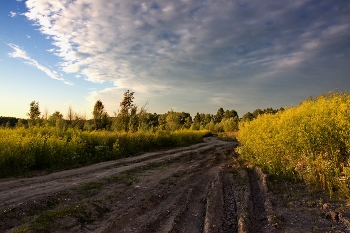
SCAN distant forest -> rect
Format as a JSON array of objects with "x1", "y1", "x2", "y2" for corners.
[{"x1": 0, "y1": 91, "x2": 283, "y2": 132}]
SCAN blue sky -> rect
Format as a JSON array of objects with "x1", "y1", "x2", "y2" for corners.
[{"x1": 1, "y1": 0, "x2": 350, "y2": 119}]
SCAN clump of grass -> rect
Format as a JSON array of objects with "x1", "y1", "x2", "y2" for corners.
[
  {"x1": 12, "y1": 200, "x2": 110, "y2": 233},
  {"x1": 74, "y1": 182, "x2": 103, "y2": 194},
  {"x1": 217, "y1": 131, "x2": 238, "y2": 141},
  {"x1": 238, "y1": 91, "x2": 350, "y2": 198}
]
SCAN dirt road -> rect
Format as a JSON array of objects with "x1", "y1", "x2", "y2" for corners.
[{"x1": 1, "y1": 137, "x2": 350, "y2": 232}]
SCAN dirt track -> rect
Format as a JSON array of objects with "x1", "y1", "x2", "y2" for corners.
[{"x1": 1, "y1": 137, "x2": 350, "y2": 233}]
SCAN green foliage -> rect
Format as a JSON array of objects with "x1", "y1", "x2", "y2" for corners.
[
  {"x1": 0, "y1": 117, "x2": 18, "y2": 127},
  {"x1": 0, "y1": 126, "x2": 207, "y2": 178},
  {"x1": 27, "y1": 101, "x2": 41, "y2": 126},
  {"x1": 118, "y1": 90, "x2": 135, "y2": 131},
  {"x1": 237, "y1": 91, "x2": 350, "y2": 198},
  {"x1": 92, "y1": 100, "x2": 110, "y2": 130},
  {"x1": 214, "y1": 107, "x2": 225, "y2": 123},
  {"x1": 191, "y1": 108, "x2": 238, "y2": 133},
  {"x1": 165, "y1": 110, "x2": 181, "y2": 131}
]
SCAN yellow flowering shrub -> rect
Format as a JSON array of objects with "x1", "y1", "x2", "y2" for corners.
[{"x1": 238, "y1": 91, "x2": 350, "y2": 197}]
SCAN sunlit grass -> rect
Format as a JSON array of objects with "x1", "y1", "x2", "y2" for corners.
[{"x1": 0, "y1": 128, "x2": 208, "y2": 178}]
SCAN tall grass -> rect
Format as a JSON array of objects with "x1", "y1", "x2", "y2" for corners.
[
  {"x1": 237, "y1": 92, "x2": 350, "y2": 198},
  {"x1": 0, "y1": 127, "x2": 208, "y2": 178}
]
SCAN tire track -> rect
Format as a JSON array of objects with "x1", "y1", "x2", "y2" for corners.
[
  {"x1": 0, "y1": 137, "x2": 230, "y2": 211},
  {"x1": 0, "y1": 137, "x2": 275, "y2": 233}
]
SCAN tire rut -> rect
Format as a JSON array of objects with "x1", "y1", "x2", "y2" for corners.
[
  {"x1": 97, "y1": 150, "x2": 227, "y2": 233},
  {"x1": 247, "y1": 168, "x2": 269, "y2": 233},
  {"x1": 0, "y1": 137, "x2": 230, "y2": 211},
  {"x1": 0, "y1": 137, "x2": 275, "y2": 233}
]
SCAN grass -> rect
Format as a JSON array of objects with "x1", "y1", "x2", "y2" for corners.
[
  {"x1": 12, "y1": 204, "x2": 86, "y2": 233},
  {"x1": 74, "y1": 182, "x2": 103, "y2": 195},
  {"x1": 217, "y1": 131, "x2": 238, "y2": 141},
  {"x1": 0, "y1": 128, "x2": 209, "y2": 178}
]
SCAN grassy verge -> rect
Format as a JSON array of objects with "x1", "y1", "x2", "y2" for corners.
[{"x1": 0, "y1": 128, "x2": 209, "y2": 178}]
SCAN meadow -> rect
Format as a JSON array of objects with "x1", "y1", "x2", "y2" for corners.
[
  {"x1": 238, "y1": 91, "x2": 350, "y2": 198},
  {"x1": 0, "y1": 126, "x2": 209, "y2": 178}
]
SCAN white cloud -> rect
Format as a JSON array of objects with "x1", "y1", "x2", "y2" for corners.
[
  {"x1": 9, "y1": 11, "x2": 17, "y2": 17},
  {"x1": 8, "y1": 44, "x2": 73, "y2": 85},
  {"x1": 21, "y1": 0, "x2": 350, "y2": 114}
]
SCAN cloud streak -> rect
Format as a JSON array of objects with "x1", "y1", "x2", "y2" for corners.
[
  {"x1": 8, "y1": 44, "x2": 73, "y2": 85},
  {"x1": 21, "y1": 0, "x2": 350, "y2": 114}
]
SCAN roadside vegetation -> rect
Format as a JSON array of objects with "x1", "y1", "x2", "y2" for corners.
[
  {"x1": 4, "y1": 89, "x2": 349, "y2": 200},
  {"x1": 238, "y1": 91, "x2": 350, "y2": 198},
  {"x1": 0, "y1": 90, "x2": 239, "y2": 178},
  {"x1": 0, "y1": 127, "x2": 209, "y2": 177}
]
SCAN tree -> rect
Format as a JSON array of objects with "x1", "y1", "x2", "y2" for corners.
[
  {"x1": 92, "y1": 100, "x2": 108, "y2": 130},
  {"x1": 120, "y1": 90, "x2": 135, "y2": 113},
  {"x1": 183, "y1": 116, "x2": 192, "y2": 129},
  {"x1": 48, "y1": 111, "x2": 63, "y2": 125},
  {"x1": 43, "y1": 107, "x2": 49, "y2": 120},
  {"x1": 128, "y1": 106, "x2": 138, "y2": 132},
  {"x1": 27, "y1": 101, "x2": 41, "y2": 126},
  {"x1": 204, "y1": 114, "x2": 213, "y2": 125},
  {"x1": 221, "y1": 117, "x2": 239, "y2": 132},
  {"x1": 252, "y1": 109, "x2": 264, "y2": 118},
  {"x1": 67, "y1": 105, "x2": 74, "y2": 125},
  {"x1": 119, "y1": 90, "x2": 135, "y2": 131},
  {"x1": 224, "y1": 109, "x2": 238, "y2": 119},
  {"x1": 166, "y1": 110, "x2": 181, "y2": 131},
  {"x1": 214, "y1": 107, "x2": 225, "y2": 123},
  {"x1": 241, "y1": 112, "x2": 254, "y2": 122}
]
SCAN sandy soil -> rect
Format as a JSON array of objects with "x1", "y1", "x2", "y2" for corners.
[{"x1": 1, "y1": 137, "x2": 350, "y2": 233}]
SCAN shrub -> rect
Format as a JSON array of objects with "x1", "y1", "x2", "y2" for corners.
[{"x1": 237, "y1": 91, "x2": 350, "y2": 198}]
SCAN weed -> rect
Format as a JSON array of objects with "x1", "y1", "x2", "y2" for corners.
[
  {"x1": 73, "y1": 182, "x2": 103, "y2": 197},
  {"x1": 24, "y1": 204, "x2": 85, "y2": 232}
]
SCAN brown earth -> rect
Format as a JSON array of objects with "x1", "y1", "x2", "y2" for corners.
[{"x1": 0, "y1": 137, "x2": 350, "y2": 233}]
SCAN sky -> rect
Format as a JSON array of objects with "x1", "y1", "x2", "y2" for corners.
[{"x1": 1, "y1": 0, "x2": 350, "y2": 119}]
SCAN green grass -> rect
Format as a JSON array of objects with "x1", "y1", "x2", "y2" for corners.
[{"x1": 74, "y1": 182, "x2": 103, "y2": 194}]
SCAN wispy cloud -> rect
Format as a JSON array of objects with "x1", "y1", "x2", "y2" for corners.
[
  {"x1": 9, "y1": 11, "x2": 17, "y2": 17},
  {"x1": 22, "y1": 0, "x2": 350, "y2": 113},
  {"x1": 8, "y1": 44, "x2": 73, "y2": 85}
]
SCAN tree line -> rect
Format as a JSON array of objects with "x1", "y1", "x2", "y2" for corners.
[{"x1": 1, "y1": 90, "x2": 283, "y2": 132}]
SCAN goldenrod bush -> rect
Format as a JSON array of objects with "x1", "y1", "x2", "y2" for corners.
[
  {"x1": 0, "y1": 127, "x2": 208, "y2": 177},
  {"x1": 237, "y1": 92, "x2": 350, "y2": 197}
]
